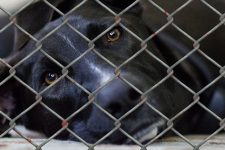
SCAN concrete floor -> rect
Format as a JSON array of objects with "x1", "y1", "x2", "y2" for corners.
[{"x1": 0, "y1": 135, "x2": 225, "y2": 150}]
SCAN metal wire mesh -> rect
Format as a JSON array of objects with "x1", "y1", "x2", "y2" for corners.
[{"x1": 0, "y1": 0, "x2": 225, "y2": 149}]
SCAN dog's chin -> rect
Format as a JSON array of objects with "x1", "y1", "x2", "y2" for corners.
[{"x1": 126, "y1": 119, "x2": 166, "y2": 144}]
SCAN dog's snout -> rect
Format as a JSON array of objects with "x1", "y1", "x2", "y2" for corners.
[{"x1": 97, "y1": 79, "x2": 140, "y2": 118}]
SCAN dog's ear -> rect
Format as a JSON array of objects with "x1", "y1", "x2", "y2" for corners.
[
  {"x1": 14, "y1": 0, "x2": 64, "y2": 51},
  {"x1": 151, "y1": 33, "x2": 215, "y2": 94}
]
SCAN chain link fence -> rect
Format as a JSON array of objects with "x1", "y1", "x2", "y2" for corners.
[{"x1": 0, "y1": 0, "x2": 225, "y2": 149}]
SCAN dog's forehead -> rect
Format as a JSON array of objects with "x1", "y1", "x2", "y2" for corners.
[
  {"x1": 25, "y1": 2, "x2": 149, "y2": 64},
  {"x1": 41, "y1": 28, "x2": 88, "y2": 63},
  {"x1": 36, "y1": 16, "x2": 139, "y2": 61}
]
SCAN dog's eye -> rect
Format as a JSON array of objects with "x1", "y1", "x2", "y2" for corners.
[
  {"x1": 45, "y1": 72, "x2": 59, "y2": 85},
  {"x1": 106, "y1": 28, "x2": 121, "y2": 42}
]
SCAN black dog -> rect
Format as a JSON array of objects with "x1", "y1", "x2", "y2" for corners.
[{"x1": 0, "y1": 0, "x2": 225, "y2": 144}]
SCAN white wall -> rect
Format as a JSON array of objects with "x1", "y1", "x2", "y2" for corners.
[
  {"x1": 0, "y1": 0, "x2": 31, "y2": 57},
  {"x1": 0, "y1": 0, "x2": 31, "y2": 16}
]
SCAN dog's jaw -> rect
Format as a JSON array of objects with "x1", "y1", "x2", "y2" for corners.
[
  {"x1": 126, "y1": 119, "x2": 165, "y2": 144},
  {"x1": 9, "y1": 125, "x2": 46, "y2": 139}
]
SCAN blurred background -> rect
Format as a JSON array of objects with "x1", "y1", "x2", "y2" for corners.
[{"x1": 0, "y1": 0, "x2": 30, "y2": 58}]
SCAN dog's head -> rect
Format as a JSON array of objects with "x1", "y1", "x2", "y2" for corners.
[{"x1": 0, "y1": 0, "x2": 214, "y2": 144}]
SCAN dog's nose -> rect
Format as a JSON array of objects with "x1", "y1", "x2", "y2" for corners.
[{"x1": 96, "y1": 79, "x2": 140, "y2": 118}]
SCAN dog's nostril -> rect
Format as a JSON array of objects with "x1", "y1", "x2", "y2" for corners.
[{"x1": 107, "y1": 102, "x2": 122, "y2": 117}]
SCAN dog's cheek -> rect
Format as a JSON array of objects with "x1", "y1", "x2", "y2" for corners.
[
  {"x1": 21, "y1": 104, "x2": 65, "y2": 138},
  {"x1": 21, "y1": 90, "x2": 71, "y2": 139},
  {"x1": 42, "y1": 111, "x2": 70, "y2": 139}
]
